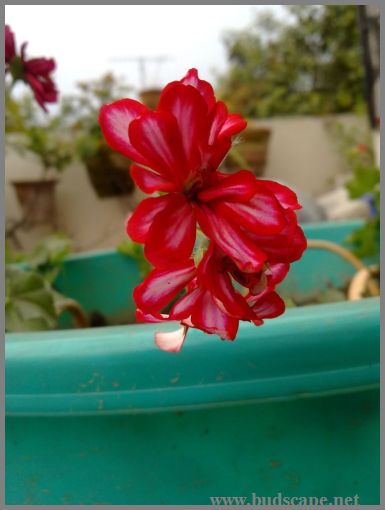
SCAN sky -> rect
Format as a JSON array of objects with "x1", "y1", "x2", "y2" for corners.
[{"x1": 5, "y1": 5, "x2": 286, "y2": 100}]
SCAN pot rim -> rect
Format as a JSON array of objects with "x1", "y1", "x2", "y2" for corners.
[{"x1": 5, "y1": 297, "x2": 379, "y2": 416}]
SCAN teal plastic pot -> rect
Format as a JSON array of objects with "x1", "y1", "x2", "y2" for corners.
[{"x1": 6, "y1": 221, "x2": 380, "y2": 505}]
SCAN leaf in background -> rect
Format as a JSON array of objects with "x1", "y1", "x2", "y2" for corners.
[
  {"x1": 5, "y1": 240, "x2": 26, "y2": 264},
  {"x1": 27, "y1": 233, "x2": 71, "y2": 275},
  {"x1": 347, "y1": 219, "x2": 380, "y2": 258},
  {"x1": 117, "y1": 239, "x2": 152, "y2": 279},
  {"x1": 5, "y1": 266, "x2": 58, "y2": 332},
  {"x1": 345, "y1": 165, "x2": 380, "y2": 199}
]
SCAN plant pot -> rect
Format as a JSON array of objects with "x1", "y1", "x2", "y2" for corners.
[
  {"x1": 223, "y1": 126, "x2": 271, "y2": 176},
  {"x1": 84, "y1": 143, "x2": 135, "y2": 198},
  {"x1": 5, "y1": 220, "x2": 380, "y2": 504},
  {"x1": 11, "y1": 178, "x2": 58, "y2": 226},
  {"x1": 139, "y1": 88, "x2": 162, "y2": 109}
]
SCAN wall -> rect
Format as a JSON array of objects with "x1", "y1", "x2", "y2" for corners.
[{"x1": 252, "y1": 113, "x2": 368, "y2": 196}]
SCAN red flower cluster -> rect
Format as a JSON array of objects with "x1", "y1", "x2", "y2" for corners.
[
  {"x1": 99, "y1": 69, "x2": 306, "y2": 351},
  {"x1": 5, "y1": 25, "x2": 58, "y2": 111}
]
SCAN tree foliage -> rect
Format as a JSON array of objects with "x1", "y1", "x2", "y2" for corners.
[{"x1": 218, "y1": 5, "x2": 365, "y2": 117}]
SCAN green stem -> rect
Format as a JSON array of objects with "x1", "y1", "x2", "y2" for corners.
[
  {"x1": 228, "y1": 145, "x2": 248, "y2": 168},
  {"x1": 193, "y1": 229, "x2": 209, "y2": 266}
]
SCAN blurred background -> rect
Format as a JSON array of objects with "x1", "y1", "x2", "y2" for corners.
[{"x1": 4, "y1": 5, "x2": 380, "y2": 254}]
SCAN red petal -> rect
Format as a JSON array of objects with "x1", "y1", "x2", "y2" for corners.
[
  {"x1": 191, "y1": 290, "x2": 239, "y2": 340},
  {"x1": 126, "y1": 195, "x2": 173, "y2": 243},
  {"x1": 5, "y1": 25, "x2": 16, "y2": 63},
  {"x1": 144, "y1": 194, "x2": 196, "y2": 267},
  {"x1": 259, "y1": 180, "x2": 301, "y2": 210},
  {"x1": 136, "y1": 310, "x2": 170, "y2": 323},
  {"x1": 195, "y1": 204, "x2": 267, "y2": 273},
  {"x1": 24, "y1": 57, "x2": 56, "y2": 74},
  {"x1": 197, "y1": 246, "x2": 247, "y2": 318},
  {"x1": 265, "y1": 263, "x2": 290, "y2": 287},
  {"x1": 227, "y1": 263, "x2": 265, "y2": 295},
  {"x1": 251, "y1": 292, "x2": 286, "y2": 319},
  {"x1": 208, "y1": 101, "x2": 228, "y2": 145},
  {"x1": 208, "y1": 137, "x2": 232, "y2": 170},
  {"x1": 207, "y1": 272, "x2": 248, "y2": 318},
  {"x1": 218, "y1": 114, "x2": 247, "y2": 139},
  {"x1": 99, "y1": 99, "x2": 149, "y2": 162},
  {"x1": 133, "y1": 260, "x2": 196, "y2": 312},
  {"x1": 170, "y1": 287, "x2": 203, "y2": 319},
  {"x1": 130, "y1": 164, "x2": 180, "y2": 193},
  {"x1": 155, "y1": 326, "x2": 188, "y2": 352},
  {"x1": 180, "y1": 68, "x2": 216, "y2": 111},
  {"x1": 197, "y1": 170, "x2": 257, "y2": 203},
  {"x1": 157, "y1": 82, "x2": 209, "y2": 173},
  {"x1": 129, "y1": 110, "x2": 187, "y2": 185},
  {"x1": 20, "y1": 41, "x2": 28, "y2": 61},
  {"x1": 251, "y1": 219, "x2": 307, "y2": 263},
  {"x1": 213, "y1": 188, "x2": 286, "y2": 235},
  {"x1": 26, "y1": 73, "x2": 44, "y2": 94},
  {"x1": 286, "y1": 226, "x2": 307, "y2": 262},
  {"x1": 181, "y1": 316, "x2": 194, "y2": 328}
]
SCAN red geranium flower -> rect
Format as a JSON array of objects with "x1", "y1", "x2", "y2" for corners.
[
  {"x1": 20, "y1": 43, "x2": 58, "y2": 111},
  {"x1": 134, "y1": 244, "x2": 290, "y2": 352},
  {"x1": 100, "y1": 69, "x2": 299, "y2": 273},
  {"x1": 99, "y1": 68, "x2": 306, "y2": 351},
  {"x1": 4, "y1": 25, "x2": 58, "y2": 111}
]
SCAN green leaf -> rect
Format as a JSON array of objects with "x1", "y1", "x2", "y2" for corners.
[
  {"x1": 5, "y1": 267, "x2": 58, "y2": 332},
  {"x1": 345, "y1": 165, "x2": 380, "y2": 199},
  {"x1": 5, "y1": 306, "x2": 56, "y2": 332},
  {"x1": 117, "y1": 239, "x2": 152, "y2": 279},
  {"x1": 27, "y1": 233, "x2": 71, "y2": 277},
  {"x1": 346, "y1": 220, "x2": 380, "y2": 258},
  {"x1": 5, "y1": 240, "x2": 26, "y2": 264}
]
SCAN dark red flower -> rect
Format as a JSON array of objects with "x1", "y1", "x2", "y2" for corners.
[
  {"x1": 4, "y1": 25, "x2": 58, "y2": 111},
  {"x1": 5, "y1": 25, "x2": 16, "y2": 66},
  {"x1": 21, "y1": 45, "x2": 58, "y2": 111}
]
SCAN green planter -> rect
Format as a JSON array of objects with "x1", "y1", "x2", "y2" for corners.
[{"x1": 5, "y1": 221, "x2": 380, "y2": 505}]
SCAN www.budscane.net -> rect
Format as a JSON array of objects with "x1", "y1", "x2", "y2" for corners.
[{"x1": 210, "y1": 493, "x2": 360, "y2": 506}]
